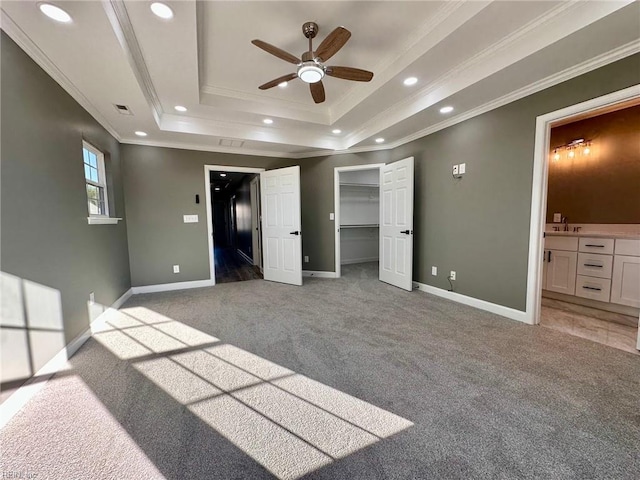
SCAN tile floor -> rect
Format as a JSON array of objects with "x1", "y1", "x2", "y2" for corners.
[{"x1": 540, "y1": 299, "x2": 639, "y2": 355}]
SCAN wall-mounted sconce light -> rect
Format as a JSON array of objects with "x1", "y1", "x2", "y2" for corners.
[{"x1": 550, "y1": 138, "x2": 592, "y2": 162}]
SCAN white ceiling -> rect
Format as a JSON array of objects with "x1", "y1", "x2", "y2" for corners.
[{"x1": 2, "y1": 1, "x2": 639, "y2": 158}]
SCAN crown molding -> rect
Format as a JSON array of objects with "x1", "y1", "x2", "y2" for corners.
[
  {"x1": 120, "y1": 138, "x2": 300, "y2": 159},
  {"x1": 344, "y1": 0, "x2": 632, "y2": 148},
  {"x1": 0, "y1": 9, "x2": 122, "y2": 141},
  {"x1": 329, "y1": 0, "x2": 488, "y2": 124},
  {"x1": 102, "y1": 0, "x2": 163, "y2": 125}
]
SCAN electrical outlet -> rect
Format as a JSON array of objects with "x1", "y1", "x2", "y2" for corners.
[
  {"x1": 449, "y1": 271, "x2": 456, "y2": 281},
  {"x1": 304, "y1": 256, "x2": 309, "y2": 263},
  {"x1": 452, "y1": 165, "x2": 459, "y2": 175},
  {"x1": 431, "y1": 266, "x2": 437, "y2": 276},
  {"x1": 553, "y1": 213, "x2": 562, "y2": 223},
  {"x1": 89, "y1": 292, "x2": 95, "y2": 304},
  {"x1": 329, "y1": 213, "x2": 335, "y2": 221},
  {"x1": 173, "y1": 265, "x2": 180, "y2": 273}
]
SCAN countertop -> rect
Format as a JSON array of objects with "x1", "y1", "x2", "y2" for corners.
[{"x1": 545, "y1": 231, "x2": 640, "y2": 240}]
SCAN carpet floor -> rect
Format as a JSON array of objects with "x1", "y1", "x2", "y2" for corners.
[{"x1": 1, "y1": 263, "x2": 639, "y2": 479}]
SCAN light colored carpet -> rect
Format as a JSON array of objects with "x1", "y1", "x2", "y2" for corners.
[{"x1": 1, "y1": 263, "x2": 639, "y2": 479}]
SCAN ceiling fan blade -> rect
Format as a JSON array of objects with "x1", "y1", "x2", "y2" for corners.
[
  {"x1": 259, "y1": 73, "x2": 298, "y2": 90},
  {"x1": 251, "y1": 39, "x2": 300, "y2": 64},
  {"x1": 310, "y1": 81, "x2": 325, "y2": 104},
  {"x1": 326, "y1": 66, "x2": 373, "y2": 82},
  {"x1": 315, "y1": 27, "x2": 351, "y2": 62}
]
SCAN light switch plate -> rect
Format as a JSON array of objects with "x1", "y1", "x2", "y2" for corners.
[
  {"x1": 173, "y1": 265, "x2": 180, "y2": 273},
  {"x1": 450, "y1": 271, "x2": 456, "y2": 281},
  {"x1": 459, "y1": 163, "x2": 466, "y2": 174},
  {"x1": 304, "y1": 256, "x2": 309, "y2": 263},
  {"x1": 330, "y1": 213, "x2": 335, "y2": 221},
  {"x1": 431, "y1": 266, "x2": 437, "y2": 276},
  {"x1": 183, "y1": 215, "x2": 199, "y2": 223}
]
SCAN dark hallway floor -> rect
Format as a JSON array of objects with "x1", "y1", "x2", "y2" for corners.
[{"x1": 214, "y1": 246, "x2": 262, "y2": 283}]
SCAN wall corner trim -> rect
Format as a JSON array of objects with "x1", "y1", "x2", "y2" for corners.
[
  {"x1": 0, "y1": 287, "x2": 134, "y2": 429},
  {"x1": 302, "y1": 270, "x2": 338, "y2": 279},
  {"x1": 412, "y1": 281, "x2": 531, "y2": 324},
  {"x1": 131, "y1": 279, "x2": 215, "y2": 294}
]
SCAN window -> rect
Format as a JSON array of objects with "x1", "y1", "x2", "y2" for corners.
[{"x1": 83, "y1": 141, "x2": 109, "y2": 217}]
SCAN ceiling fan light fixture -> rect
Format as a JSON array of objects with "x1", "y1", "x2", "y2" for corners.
[{"x1": 298, "y1": 63, "x2": 325, "y2": 84}]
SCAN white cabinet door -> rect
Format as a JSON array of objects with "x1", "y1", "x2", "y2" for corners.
[
  {"x1": 610, "y1": 255, "x2": 640, "y2": 308},
  {"x1": 260, "y1": 166, "x2": 302, "y2": 286},
  {"x1": 545, "y1": 250, "x2": 577, "y2": 295},
  {"x1": 379, "y1": 157, "x2": 414, "y2": 291}
]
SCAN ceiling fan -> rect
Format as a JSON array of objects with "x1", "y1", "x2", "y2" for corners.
[{"x1": 252, "y1": 22, "x2": 374, "y2": 104}]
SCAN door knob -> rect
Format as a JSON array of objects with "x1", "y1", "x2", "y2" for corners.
[
  {"x1": 290, "y1": 231, "x2": 300, "y2": 235},
  {"x1": 400, "y1": 230, "x2": 412, "y2": 235}
]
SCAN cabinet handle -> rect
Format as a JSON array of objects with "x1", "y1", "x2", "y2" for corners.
[
  {"x1": 548, "y1": 251, "x2": 552, "y2": 262},
  {"x1": 584, "y1": 244, "x2": 604, "y2": 248},
  {"x1": 582, "y1": 286, "x2": 602, "y2": 291},
  {"x1": 583, "y1": 264, "x2": 603, "y2": 268}
]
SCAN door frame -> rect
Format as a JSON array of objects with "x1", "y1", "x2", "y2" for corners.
[
  {"x1": 334, "y1": 163, "x2": 385, "y2": 278},
  {"x1": 526, "y1": 85, "x2": 640, "y2": 325},
  {"x1": 204, "y1": 165, "x2": 265, "y2": 284}
]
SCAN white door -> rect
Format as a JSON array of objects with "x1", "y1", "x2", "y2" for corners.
[
  {"x1": 261, "y1": 166, "x2": 302, "y2": 286},
  {"x1": 379, "y1": 157, "x2": 414, "y2": 291},
  {"x1": 545, "y1": 250, "x2": 577, "y2": 295}
]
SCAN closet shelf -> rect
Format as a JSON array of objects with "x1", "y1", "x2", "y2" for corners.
[
  {"x1": 340, "y1": 224, "x2": 379, "y2": 229},
  {"x1": 339, "y1": 183, "x2": 379, "y2": 188}
]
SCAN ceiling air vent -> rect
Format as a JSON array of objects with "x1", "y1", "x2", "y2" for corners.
[
  {"x1": 219, "y1": 139, "x2": 244, "y2": 148},
  {"x1": 114, "y1": 104, "x2": 133, "y2": 115}
]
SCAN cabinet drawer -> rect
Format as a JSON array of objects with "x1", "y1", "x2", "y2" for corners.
[
  {"x1": 577, "y1": 253, "x2": 613, "y2": 279},
  {"x1": 615, "y1": 239, "x2": 640, "y2": 256},
  {"x1": 578, "y1": 237, "x2": 614, "y2": 254},
  {"x1": 545, "y1": 236, "x2": 578, "y2": 251},
  {"x1": 575, "y1": 275, "x2": 611, "y2": 303}
]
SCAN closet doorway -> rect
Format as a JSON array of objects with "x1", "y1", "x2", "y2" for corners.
[{"x1": 334, "y1": 164, "x2": 385, "y2": 278}]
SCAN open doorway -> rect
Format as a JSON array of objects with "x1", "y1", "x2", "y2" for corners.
[
  {"x1": 334, "y1": 164, "x2": 384, "y2": 278},
  {"x1": 528, "y1": 88, "x2": 640, "y2": 354},
  {"x1": 209, "y1": 169, "x2": 263, "y2": 284}
]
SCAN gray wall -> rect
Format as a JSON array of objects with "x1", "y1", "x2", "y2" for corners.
[
  {"x1": 547, "y1": 105, "x2": 640, "y2": 224},
  {"x1": 295, "y1": 54, "x2": 640, "y2": 310},
  {"x1": 0, "y1": 33, "x2": 131, "y2": 377},
  {"x1": 121, "y1": 55, "x2": 639, "y2": 311},
  {"x1": 122, "y1": 145, "x2": 286, "y2": 286}
]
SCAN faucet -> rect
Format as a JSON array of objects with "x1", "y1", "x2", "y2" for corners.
[{"x1": 562, "y1": 217, "x2": 569, "y2": 232}]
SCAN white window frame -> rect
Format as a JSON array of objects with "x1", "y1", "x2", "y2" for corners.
[{"x1": 83, "y1": 141, "x2": 121, "y2": 225}]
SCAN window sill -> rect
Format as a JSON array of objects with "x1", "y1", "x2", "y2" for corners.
[{"x1": 87, "y1": 217, "x2": 122, "y2": 225}]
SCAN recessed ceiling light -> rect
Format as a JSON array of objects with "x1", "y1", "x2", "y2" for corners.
[
  {"x1": 263, "y1": 118, "x2": 273, "y2": 125},
  {"x1": 375, "y1": 138, "x2": 385, "y2": 144},
  {"x1": 134, "y1": 131, "x2": 147, "y2": 137},
  {"x1": 150, "y1": 2, "x2": 173, "y2": 19},
  {"x1": 174, "y1": 105, "x2": 187, "y2": 112},
  {"x1": 220, "y1": 173, "x2": 227, "y2": 177},
  {"x1": 332, "y1": 129, "x2": 342, "y2": 134},
  {"x1": 214, "y1": 187, "x2": 221, "y2": 191},
  {"x1": 38, "y1": 3, "x2": 72, "y2": 23},
  {"x1": 403, "y1": 77, "x2": 418, "y2": 86},
  {"x1": 439, "y1": 106, "x2": 454, "y2": 114},
  {"x1": 278, "y1": 82, "x2": 288, "y2": 88}
]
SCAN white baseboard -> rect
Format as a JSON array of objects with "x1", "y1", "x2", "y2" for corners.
[
  {"x1": 340, "y1": 257, "x2": 379, "y2": 265},
  {"x1": 412, "y1": 281, "x2": 531, "y2": 324},
  {"x1": 0, "y1": 287, "x2": 133, "y2": 429},
  {"x1": 237, "y1": 249, "x2": 254, "y2": 265},
  {"x1": 131, "y1": 279, "x2": 215, "y2": 294},
  {"x1": 302, "y1": 270, "x2": 338, "y2": 278}
]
